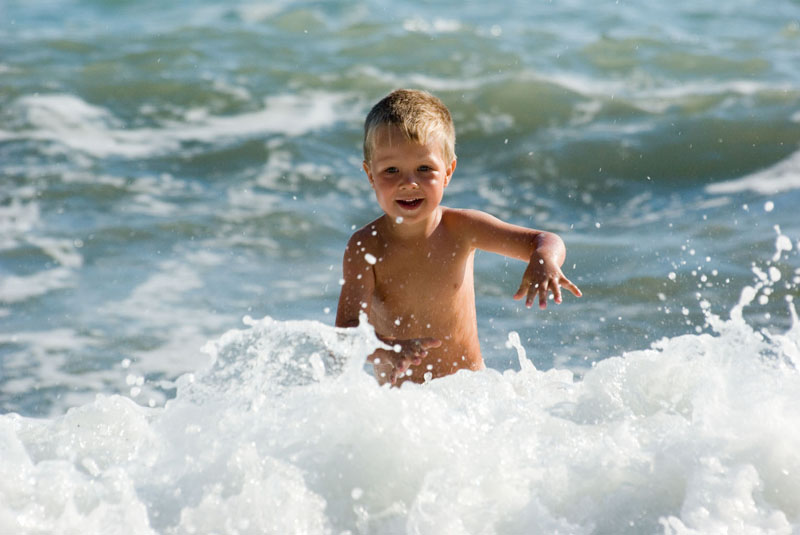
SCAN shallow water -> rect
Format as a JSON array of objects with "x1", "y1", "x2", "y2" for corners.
[{"x1": 2, "y1": 0, "x2": 800, "y2": 532}]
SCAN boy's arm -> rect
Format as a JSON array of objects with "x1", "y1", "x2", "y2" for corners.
[
  {"x1": 454, "y1": 209, "x2": 582, "y2": 309},
  {"x1": 335, "y1": 233, "x2": 374, "y2": 329}
]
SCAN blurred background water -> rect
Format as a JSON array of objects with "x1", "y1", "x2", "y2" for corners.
[{"x1": 1, "y1": 0, "x2": 799, "y2": 416}]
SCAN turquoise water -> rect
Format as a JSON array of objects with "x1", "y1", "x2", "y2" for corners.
[{"x1": 2, "y1": 1, "x2": 800, "y2": 532}]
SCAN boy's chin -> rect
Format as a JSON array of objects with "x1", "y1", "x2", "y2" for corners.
[{"x1": 391, "y1": 204, "x2": 427, "y2": 219}]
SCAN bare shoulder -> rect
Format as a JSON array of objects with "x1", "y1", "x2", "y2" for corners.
[
  {"x1": 440, "y1": 207, "x2": 502, "y2": 237},
  {"x1": 344, "y1": 216, "x2": 385, "y2": 261},
  {"x1": 436, "y1": 207, "x2": 484, "y2": 252},
  {"x1": 442, "y1": 207, "x2": 497, "y2": 224}
]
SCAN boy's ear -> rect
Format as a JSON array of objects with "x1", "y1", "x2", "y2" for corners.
[
  {"x1": 443, "y1": 158, "x2": 457, "y2": 187},
  {"x1": 362, "y1": 160, "x2": 374, "y2": 186}
]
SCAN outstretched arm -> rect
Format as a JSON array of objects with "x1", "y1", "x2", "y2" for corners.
[{"x1": 453, "y1": 209, "x2": 582, "y2": 309}]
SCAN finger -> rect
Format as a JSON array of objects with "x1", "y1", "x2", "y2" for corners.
[
  {"x1": 551, "y1": 278, "x2": 563, "y2": 304},
  {"x1": 561, "y1": 277, "x2": 582, "y2": 297},
  {"x1": 405, "y1": 356, "x2": 422, "y2": 368},
  {"x1": 513, "y1": 279, "x2": 528, "y2": 300},
  {"x1": 538, "y1": 281, "x2": 549, "y2": 309},
  {"x1": 409, "y1": 349, "x2": 428, "y2": 363},
  {"x1": 526, "y1": 282, "x2": 540, "y2": 308},
  {"x1": 419, "y1": 338, "x2": 441, "y2": 349}
]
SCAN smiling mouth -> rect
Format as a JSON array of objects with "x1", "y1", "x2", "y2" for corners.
[{"x1": 396, "y1": 198, "x2": 423, "y2": 209}]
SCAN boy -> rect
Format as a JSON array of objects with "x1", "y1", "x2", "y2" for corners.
[{"x1": 336, "y1": 89, "x2": 581, "y2": 386}]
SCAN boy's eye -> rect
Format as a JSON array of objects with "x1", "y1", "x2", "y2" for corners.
[
  {"x1": 418, "y1": 165, "x2": 432, "y2": 172},
  {"x1": 384, "y1": 167, "x2": 398, "y2": 173}
]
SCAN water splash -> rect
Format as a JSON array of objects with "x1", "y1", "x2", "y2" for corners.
[{"x1": 2, "y1": 238, "x2": 799, "y2": 534}]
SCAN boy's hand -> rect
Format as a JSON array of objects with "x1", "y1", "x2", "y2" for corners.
[
  {"x1": 513, "y1": 255, "x2": 582, "y2": 309},
  {"x1": 375, "y1": 337, "x2": 441, "y2": 384}
]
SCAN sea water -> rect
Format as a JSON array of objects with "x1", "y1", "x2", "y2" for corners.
[{"x1": 2, "y1": 0, "x2": 800, "y2": 533}]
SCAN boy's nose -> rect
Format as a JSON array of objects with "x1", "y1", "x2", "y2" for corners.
[{"x1": 399, "y1": 173, "x2": 419, "y2": 188}]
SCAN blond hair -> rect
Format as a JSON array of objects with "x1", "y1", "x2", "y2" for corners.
[{"x1": 363, "y1": 89, "x2": 456, "y2": 164}]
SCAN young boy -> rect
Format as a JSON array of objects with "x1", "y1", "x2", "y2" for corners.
[{"x1": 336, "y1": 89, "x2": 581, "y2": 386}]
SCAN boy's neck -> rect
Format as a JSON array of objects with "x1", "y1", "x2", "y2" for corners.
[{"x1": 380, "y1": 206, "x2": 444, "y2": 241}]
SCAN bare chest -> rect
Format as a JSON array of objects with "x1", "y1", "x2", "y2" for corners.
[{"x1": 369, "y1": 237, "x2": 475, "y2": 324}]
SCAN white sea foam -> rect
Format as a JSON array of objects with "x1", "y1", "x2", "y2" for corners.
[
  {"x1": 2, "y1": 92, "x2": 358, "y2": 159},
  {"x1": 254, "y1": 143, "x2": 337, "y2": 190},
  {"x1": 707, "y1": 150, "x2": 800, "y2": 195},
  {"x1": 352, "y1": 65, "x2": 504, "y2": 92},
  {"x1": 105, "y1": 259, "x2": 232, "y2": 384},
  {"x1": 0, "y1": 267, "x2": 74, "y2": 304},
  {"x1": 233, "y1": 3, "x2": 284, "y2": 23},
  {"x1": 0, "y1": 195, "x2": 40, "y2": 250},
  {"x1": 543, "y1": 70, "x2": 792, "y2": 118},
  {"x1": 0, "y1": 328, "x2": 108, "y2": 412},
  {"x1": 402, "y1": 17, "x2": 462, "y2": 34},
  {"x1": 26, "y1": 237, "x2": 84, "y2": 269},
  {"x1": 2, "y1": 278, "x2": 799, "y2": 534},
  {"x1": 60, "y1": 170, "x2": 128, "y2": 187}
]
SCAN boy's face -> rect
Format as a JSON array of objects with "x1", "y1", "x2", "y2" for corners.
[{"x1": 363, "y1": 125, "x2": 456, "y2": 226}]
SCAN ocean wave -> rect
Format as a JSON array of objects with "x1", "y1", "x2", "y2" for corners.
[
  {"x1": 1, "y1": 92, "x2": 359, "y2": 159},
  {"x1": 2, "y1": 270, "x2": 798, "y2": 533},
  {"x1": 706, "y1": 149, "x2": 800, "y2": 195}
]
